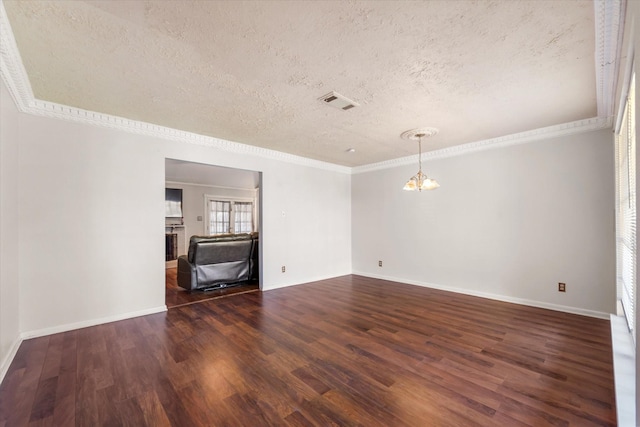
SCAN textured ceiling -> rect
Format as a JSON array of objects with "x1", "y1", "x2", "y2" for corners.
[{"x1": 4, "y1": 0, "x2": 596, "y2": 167}]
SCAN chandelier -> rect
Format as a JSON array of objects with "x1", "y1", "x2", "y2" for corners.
[{"x1": 401, "y1": 128, "x2": 440, "y2": 191}]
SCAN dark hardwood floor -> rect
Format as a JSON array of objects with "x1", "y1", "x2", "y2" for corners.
[
  {"x1": 165, "y1": 267, "x2": 259, "y2": 308},
  {"x1": 0, "y1": 275, "x2": 616, "y2": 426}
]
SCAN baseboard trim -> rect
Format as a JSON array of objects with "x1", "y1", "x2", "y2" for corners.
[
  {"x1": 262, "y1": 272, "x2": 352, "y2": 292},
  {"x1": 352, "y1": 271, "x2": 611, "y2": 320},
  {"x1": 0, "y1": 336, "x2": 23, "y2": 385},
  {"x1": 20, "y1": 305, "x2": 168, "y2": 340}
]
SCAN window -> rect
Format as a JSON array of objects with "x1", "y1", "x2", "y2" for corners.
[
  {"x1": 234, "y1": 202, "x2": 254, "y2": 233},
  {"x1": 205, "y1": 197, "x2": 254, "y2": 235},
  {"x1": 616, "y1": 72, "x2": 636, "y2": 342},
  {"x1": 208, "y1": 200, "x2": 231, "y2": 234}
]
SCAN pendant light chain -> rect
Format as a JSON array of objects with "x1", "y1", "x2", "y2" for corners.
[{"x1": 418, "y1": 135, "x2": 423, "y2": 174}]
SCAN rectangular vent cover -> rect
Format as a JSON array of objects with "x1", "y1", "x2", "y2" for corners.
[{"x1": 318, "y1": 91, "x2": 360, "y2": 111}]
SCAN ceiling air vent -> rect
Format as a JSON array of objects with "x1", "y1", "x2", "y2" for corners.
[{"x1": 318, "y1": 91, "x2": 360, "y2": 111}]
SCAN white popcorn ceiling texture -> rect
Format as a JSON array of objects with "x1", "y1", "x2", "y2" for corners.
[{"x1": 4, "y1": 0, "x2": 596, "y2": 167}]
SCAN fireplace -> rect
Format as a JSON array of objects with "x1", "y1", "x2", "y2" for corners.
[
  {"x1": 165, "y1": 233, "x2": 178, "y2": 261},
  {"x1": 165, "y1": 225, "x2": 187, "y2": 268}
]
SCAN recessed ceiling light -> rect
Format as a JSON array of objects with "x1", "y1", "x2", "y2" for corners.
[{"x1": 346, "y1": 148, "x2": 356, "y2": 153}]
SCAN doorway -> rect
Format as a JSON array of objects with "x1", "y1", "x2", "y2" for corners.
[{"x1": 164, "y1": 158, "x2": 262, "y2": 308}]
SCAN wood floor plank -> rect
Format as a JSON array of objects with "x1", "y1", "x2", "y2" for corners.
[
  {"x1": 50, "y1": 371, "x2": 75, "y2": 427},
  {"x1": 283, "y1": 409, "x2": 316, "y2": 427},
  {"x1": 28, "y1": 377, "x2": 57, "y2": 422},
  {"x1": 0, "y1": 275, "x2": 616, "y2": 426}
]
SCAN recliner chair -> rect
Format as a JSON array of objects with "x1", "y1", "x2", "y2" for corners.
[{"x1": 177, "y1": 233, "x2": 258, "y2": 290}]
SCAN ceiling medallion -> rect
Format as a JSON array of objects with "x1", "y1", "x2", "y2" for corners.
[{"x1": 400, "y1": 127, "x2": 439, "y2": 141}]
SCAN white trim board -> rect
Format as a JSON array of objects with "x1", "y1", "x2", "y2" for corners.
[
  {"x1": 0, "y1": 337, "x2": 22, "y2": 385},
  {"x1": 352, "y1": 271, "x2": 611, "y2": 320},
  {"x1": 261, "y1": 272, "x2": 352, "y2": 292},
  {"x1": 20, "y1": 305, "x2": 167, "y2": 340},
  {"x1": 595, "y1": 0, "x2": 625, "y2": 119}
]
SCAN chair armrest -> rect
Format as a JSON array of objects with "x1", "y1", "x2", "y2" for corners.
[{"x1": 177, "y1": 255, "x2": 196, "y2": 290}]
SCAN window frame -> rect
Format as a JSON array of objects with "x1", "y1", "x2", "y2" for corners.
[{"x1": 204, "y1": 195, "x2": 256, "y2": 236}]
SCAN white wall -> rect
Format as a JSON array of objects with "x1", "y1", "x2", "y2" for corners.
[
  {"x1": 166, "y1": 181, "x2": 257, "y2": 241},
  {"x1": 0, "y1": 81, "x2": 21, "y2": 376},
  {"x1": 352, "y1": 128, "x2": 615, "y2": 316},
  {"x1": 18, "y1": 115, "x2": 167, "y2": 334},
  {"x1": 14, "y1": 114, "x2": 351, "y2": 336}
]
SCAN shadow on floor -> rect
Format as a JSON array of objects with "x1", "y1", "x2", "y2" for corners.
[{"x1": 165, "y1": 267, "x2": 259, "y2": 308}]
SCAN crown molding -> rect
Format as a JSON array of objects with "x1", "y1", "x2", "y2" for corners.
[
  {"x1": 0, "y1": 2, "x2": 350, "y2": 175},
  {"x1": 0, "y1": 0, "x2": 33, "y2": 111},
  {"x1": 0, "y1": 0, "x2": 621, "y2": 176},
  {"x1": 614, "y1": 6, "x2": 634, "y2": 134},
  {"x1": 23, "y1": 100, "x2": 351, "y2": 172},
  {"x1": 25, "y1": 99, "x2": 352, "y2": 174},
  {"x1": 352, "y1": 116, "x2": 612, "y2": 174},
  {"x1": 595, "y1": 0, "x2": 625, "y2": 119}
]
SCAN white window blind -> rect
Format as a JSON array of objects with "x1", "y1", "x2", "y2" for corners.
[
  {"x1": 234, "y1": 202, "x2": 254, "y2": 233},
  {"x1": 616, "y1": 72, "x2": 636, "y2": 340},
  {"x1": 209, "y1": 200, "x2": 231, "y2": 235},
  {"x1": 206, "y1": 198, "x2": 254, "y2": 235}
]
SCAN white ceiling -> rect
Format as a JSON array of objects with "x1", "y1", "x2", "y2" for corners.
[
  {"x1": 165, "y1": 158, "x2": 260, "y2": 189},
  {"x1": 4, "y1": 0, "x2": 600, "y2": 167}
]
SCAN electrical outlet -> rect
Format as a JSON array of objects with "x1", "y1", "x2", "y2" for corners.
[
  {"x1": 378, "y1": 260, "x2": 382, "y2": 267},
  {"x1": 282, "y1": 266, "x2": 286, "y2": 273},
  {"x1": 558, "y1": 282, "x2": 566, "y2": 292}
]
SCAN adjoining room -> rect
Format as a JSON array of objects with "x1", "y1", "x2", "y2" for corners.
[{"x1": 164, "y1": 159, "x2": 261, "y2": 307}]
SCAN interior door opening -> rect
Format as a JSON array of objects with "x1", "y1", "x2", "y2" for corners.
[{"x1": 164, "y1": 158, "x2": 262, "y2": 308}]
